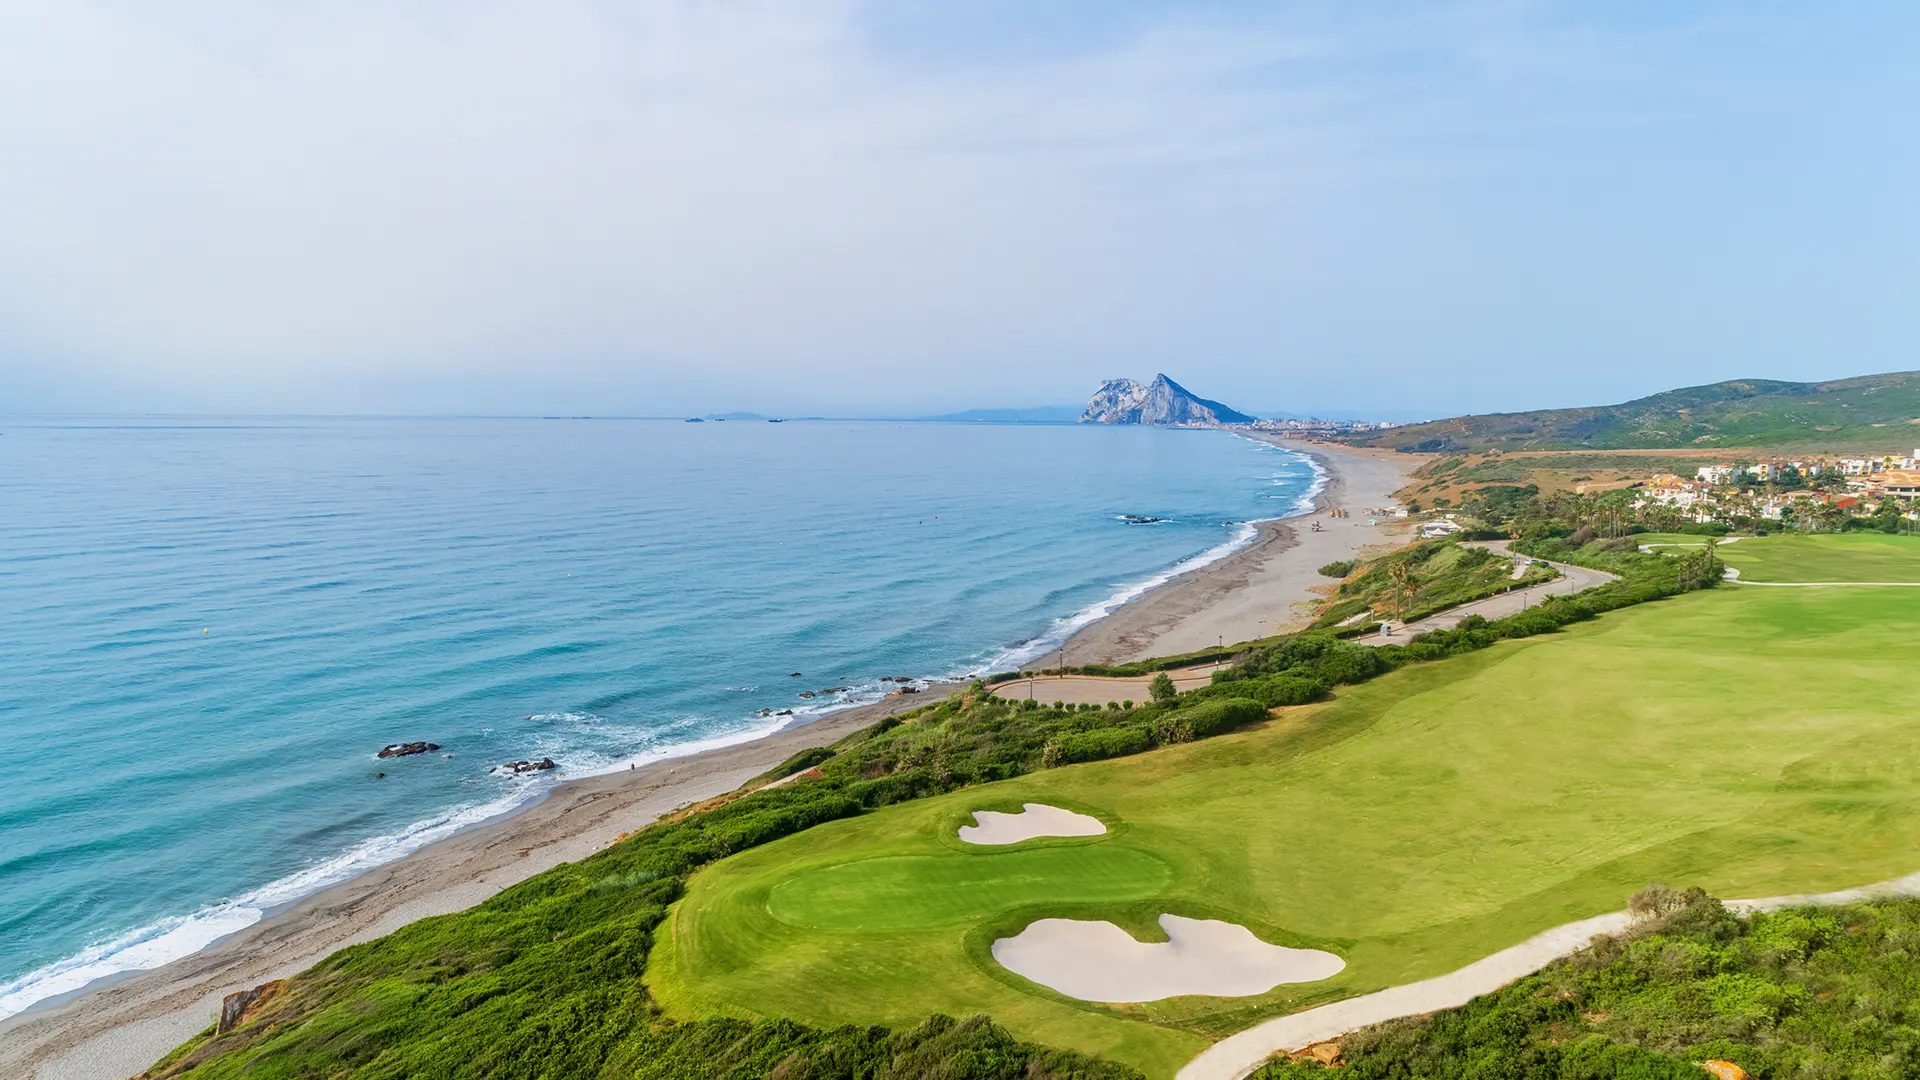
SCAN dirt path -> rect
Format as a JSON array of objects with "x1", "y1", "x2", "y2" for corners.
[
  {"x1": 987, "y1": 668, "x2": 1223, "y2": 706},
  {"x1": 1177, "y1": 869, "x2": 1920, "y2": 1080}
]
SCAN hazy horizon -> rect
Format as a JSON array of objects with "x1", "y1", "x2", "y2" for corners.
[{"x1": 2, "y1": 2, "x2": 1914, "y2": 419}]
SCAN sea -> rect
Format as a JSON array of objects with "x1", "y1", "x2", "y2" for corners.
[{"x1": 0, "y1": 417, "x2": 1320, "y2": 1019}]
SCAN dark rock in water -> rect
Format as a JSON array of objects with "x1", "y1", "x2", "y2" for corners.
[
  {"x1": 798, "y1": 691, "x2": 816, "y2": 698},
  {"x1": 377, "y1": 741, "x2": 440, "y2": 759},
  {"x1": 776, "y1": 709, "x2": 794, "y2": 716},
  {"x1": 879, "y1": 676, "x2": 895, "y2": 682},
  {"x1": 501, "y1": 758, "x2": 558, "y2": 775},
  {"x1": 789, "y1": 672, "x2": 803, "y2": 677},
  {"x1": 894, "y1": 676, "x2": 912, "y2": 683},
  {"x1": 1121, "y1": 515, "x2": 1169, "y2": 525}
]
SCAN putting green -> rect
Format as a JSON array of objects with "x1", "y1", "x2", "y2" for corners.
[
  {"x1": 1715, "y1": 532, "x2": 1920, "y2": 582},
  {"x1": 767, "y1": 847, "x2": 1173, "y2": 931},
  {"x1": 649, "y1": 584, "x2": 1920, "y2": 1078}
]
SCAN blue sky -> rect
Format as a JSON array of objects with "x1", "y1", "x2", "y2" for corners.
[{"x1": 0, "y1": 1, "x2": 1913, "y2": 418}]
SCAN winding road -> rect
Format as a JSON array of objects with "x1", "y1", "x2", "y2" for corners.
[
  {"x1": 1177, "y1": 868, "x2": 1920, "y2": 1080},
  {"x1": 1362, "y1": 541, "x2": 1617, "y2": 645}
]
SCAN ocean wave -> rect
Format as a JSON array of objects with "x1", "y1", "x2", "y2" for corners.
[
  {"x1": 0, "y1": 783, "x2": 544, "y2": 1021},
  {"x1": 0, "y1": 709, "x2": 807, "y2": 1023},
  {"x1": 960, "y1": 443, "x2": 1322, "y2": 678}
]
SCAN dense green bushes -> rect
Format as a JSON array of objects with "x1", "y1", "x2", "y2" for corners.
[
  {"x1": 1181, "y1": 674, "x2": 1327, "y2": 709},
  {"x1": 1158, "y1": 698, "x2": 1267, "y2": 741},
  {"x1": 1049, "y1": 726, "x2": 1152, "y2": 764},
  {"x1": 1255, "y1": 892, "x2": 1920, "y2": 1080}
]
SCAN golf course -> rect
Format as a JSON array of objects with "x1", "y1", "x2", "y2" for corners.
[
  {"x1": 1717, "y1": 532, "x2": 1920, "y2": 582},
  {"x1": 648, "y1": 536, "x2": 1920, "y2": 1078}
]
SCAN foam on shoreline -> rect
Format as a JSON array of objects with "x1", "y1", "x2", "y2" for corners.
[
  {"x1": 0, "y1": 711, "x2": 809, "y2": 1022},
  {"x1": 970, "y1": 443, "x2": 1322, "y2": 676},
  {"x1": 1, "y1": 440, "x2": 1324, "y2": 1025}
]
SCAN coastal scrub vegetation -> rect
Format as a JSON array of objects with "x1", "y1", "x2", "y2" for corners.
[
  {"x1": 1255, "y1": 890, "x2": 1920, "y2": 1080},
  {"x1": 1310, "y1": 537, "x2": 1556, "y2": 628}
]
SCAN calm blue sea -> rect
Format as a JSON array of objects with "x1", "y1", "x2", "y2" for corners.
[{"x1": 0, "y1": 417, "x2": 1317, "y2": 1018}]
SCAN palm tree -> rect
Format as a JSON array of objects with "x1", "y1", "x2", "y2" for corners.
[{"x1": 1387, "y1": 560, "x2": 1418, "y2": 617}]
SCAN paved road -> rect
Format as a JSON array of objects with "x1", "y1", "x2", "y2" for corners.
[
  {"x1": 1361, "y1": 541, "x2": 1617, "y2": 646},
  {"x1": 1175, "y1": 867, "x2": 1920, "y2": 1080}
]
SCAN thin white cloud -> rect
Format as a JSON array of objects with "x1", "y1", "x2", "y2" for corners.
[{"x1": 0, "y1": 2, "x2": 1911, "y2": 414}]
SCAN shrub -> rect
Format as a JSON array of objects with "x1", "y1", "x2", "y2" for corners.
[
  {"x1": 1149, "y1": 672, "x2": 1178, "y2": 704},
  {"x1": 1159, "y1": 698, "x2": 1265, "y2": 740},
  {"x1": 1318, "y1": 559, "x2": 1356, "y2": 578},
  {"x1": 1050, "y1": 726, "x2": 1152, "y2": 764}
]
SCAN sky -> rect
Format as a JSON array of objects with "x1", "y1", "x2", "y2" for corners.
[{"x1": 0, "y1": 1, "x2": 1914, "y2": 419}]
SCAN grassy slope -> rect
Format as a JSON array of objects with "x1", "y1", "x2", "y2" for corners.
[
  {"x1": 1347, "y1": 371, "x2": 1920, "y2": 453},
  {"x1": 652, "y1": 584, "x2": 1920, "y2": 1078},
  {"x1": 1718, "y1": 533, "x2": 1920, "y2": 582},
  {"x1": 1312, "y1": 540, "x2": 1552, "y2": 627}
]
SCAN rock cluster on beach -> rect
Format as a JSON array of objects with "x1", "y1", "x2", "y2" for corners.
[{"x1": 376, "y1": 741, "x2": 440, "y2": 759}]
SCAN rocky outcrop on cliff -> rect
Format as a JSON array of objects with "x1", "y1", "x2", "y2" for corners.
[{"x1": 1079, "y1": 374, "x2": 1255, "y2": 426}]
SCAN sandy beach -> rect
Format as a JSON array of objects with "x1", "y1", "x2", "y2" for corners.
[
  {"x1": 1025, "y1": 439, "x2": 1426, "y2": 667},
  {"x1": 0, "y1": 436, "x2": 1427, "y2": 1080}
]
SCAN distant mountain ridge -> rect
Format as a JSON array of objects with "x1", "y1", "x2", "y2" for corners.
[
  {"x1": 1080, "y1": 374, "x2": 1255, "y2": 426},
  {"x1": 1349, "y1": 370, "x2": 1920, "y2": 452}
]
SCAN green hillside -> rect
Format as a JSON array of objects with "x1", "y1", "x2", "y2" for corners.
[{"x1": 1350, "y1": 370, "x2": 1920, "y2": 452}]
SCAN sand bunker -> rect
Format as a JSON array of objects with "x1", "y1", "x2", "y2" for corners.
[
  {"x1": 957, "y1": 803, "x2": 1106, "y2": 845},
  {"x1": 994, "y1": 914, "x2": 1344, "y2": 1002}
]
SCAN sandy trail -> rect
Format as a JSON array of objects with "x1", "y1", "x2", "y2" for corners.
[
  {"x1": 1026, "y1": 441, "x2": 1426, "y2": 668},
  {"x1": 988, "y1": 668, "x2": 1220, "y2": 706},
  {"x1": 1178, "y1": 869, "x2": 1920, "y2": 1080}
]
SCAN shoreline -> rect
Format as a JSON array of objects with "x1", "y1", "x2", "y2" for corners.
[
  {"x1": 1026, "y1": 438, "x2": 1425, "y2": 668},
  {"x1": 0, "y1": 435, "x2": 1429, "y2": 1080}
]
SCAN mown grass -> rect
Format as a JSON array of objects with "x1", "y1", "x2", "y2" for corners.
[
  {"x1": 1715, "y1": 532, "x2": 1920, "y2": 582},
  {"x1": 653, "y1": 584, "x2": 1920, "y2": 1077}
]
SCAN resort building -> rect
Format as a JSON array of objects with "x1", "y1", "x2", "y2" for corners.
[
  {"x1": 1880, "y1": 470, "x2": 1920, "y2": 500},
  {"x1": 1695, "y1": 465, "x2": 1738, "y2": 484}
]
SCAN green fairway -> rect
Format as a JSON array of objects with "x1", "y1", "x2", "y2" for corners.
[
  {"x1": 1633, "y1": 532, "x2": 1741, "y2": 547},
  {"x1": 649, "y1": 585, "x2": 1920, "y2": 1077},
  {"x1": 1716, "y1": 532, "x2": 1920, "y2": 582}
]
